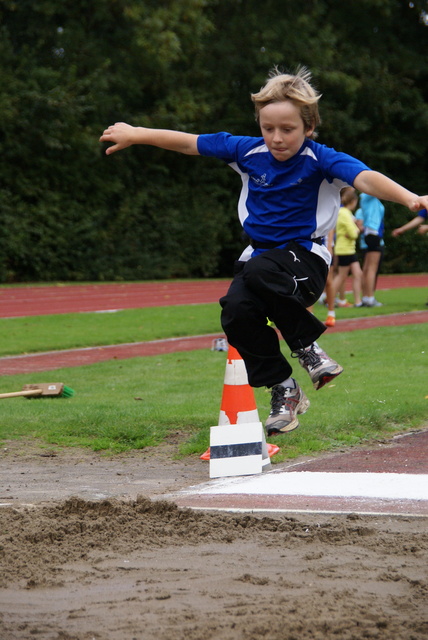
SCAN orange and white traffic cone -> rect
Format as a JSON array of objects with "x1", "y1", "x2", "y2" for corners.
[
  {"x1": 218, "y1": 345, "x2": 260, "y2": 426},
  {"x1": 200, "y1": 345, "x2": 279, "y2": 463}
]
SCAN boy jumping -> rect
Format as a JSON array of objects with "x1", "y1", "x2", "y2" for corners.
[{"x1": 100, "y1": 67, "x2": 428, "y2": 436}]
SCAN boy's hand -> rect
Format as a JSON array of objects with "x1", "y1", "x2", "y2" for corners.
[
  {"x1": 99, "y1": 122, "x2": 137, "y2": 155},
  {"x1": 410, "y1": 197, "x2": 428, "y2": 212}
]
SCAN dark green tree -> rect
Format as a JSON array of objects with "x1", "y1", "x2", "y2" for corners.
[{"x1": 0, "y1": 0, "x2": 427, "y2": 281}]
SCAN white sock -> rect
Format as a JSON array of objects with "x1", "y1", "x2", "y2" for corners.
[
  {"x1": 279, "y1": 377, "x2": 296, "y2": 389},
  {"x1": 327, "y1": 310, "x2": 336, "y2": 318}
]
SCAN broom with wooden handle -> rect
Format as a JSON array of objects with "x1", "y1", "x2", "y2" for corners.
[{"x1": 0, "y1": 383, "x2": 74, "y2": 399}]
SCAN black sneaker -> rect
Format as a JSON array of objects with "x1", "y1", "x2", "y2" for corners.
[
  {"x1": 265, "y1": 381, "x2": 310, "y2": 436},
  {"x1": 292, "y1": 341, "x2": 343, "y2": 390}
]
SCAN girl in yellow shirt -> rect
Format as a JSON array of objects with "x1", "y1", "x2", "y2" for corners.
[{"x1": 331, "y1": 188, "x2": 363, "y2": 320}]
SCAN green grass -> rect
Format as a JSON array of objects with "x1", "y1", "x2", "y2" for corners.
[
  {"x1": 0, "y1": 324, "x2": 426, "y2": 461},
  {"x1": 0, "y1": 304, "x2": 221, "y2": 357},
  {"x1": 311, "y1": 286, "x2": 427, "y2": 320},
  {"x1": 0, "y1": 352, "x2": 225, "y2": 453},
  {"x1": 0, "y1": 286, "x2": 426, "y2": 357}
]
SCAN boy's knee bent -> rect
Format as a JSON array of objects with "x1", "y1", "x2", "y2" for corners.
[{"x1": 220, "y1": 294, "x2": 250, "y2": 333}]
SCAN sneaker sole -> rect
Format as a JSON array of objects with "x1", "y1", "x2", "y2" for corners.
[
  {"x1": 266, "y1": 395, "x2": 310, "y2": 436},
  {"x1": 314, "y1": 366, "x2": 344, "y2": 390}
]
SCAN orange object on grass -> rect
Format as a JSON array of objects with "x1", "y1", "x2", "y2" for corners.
[{"x1": 200, "y1": 345, "x2": 280, "y2": 460}]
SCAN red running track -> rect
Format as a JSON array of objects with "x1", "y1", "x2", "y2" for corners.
[
  {"x1": 0, "y1": 274, "x2": 427, "y2": 318},
  {"x1": 0, "y1": 280, "x2": 231, "y2": 318},
  {"x1": 0, "y1": 274, "x2": 427, "y2": 375},
  {"x1": 0, "y1": 274, "x2": 428, "y2": 375},
  {"x1": 0, "y1": 310, "x2": 427, "y2": 376}
]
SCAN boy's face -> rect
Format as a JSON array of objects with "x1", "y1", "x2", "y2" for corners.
[{"x1": 259, "y1": 101, "x2": 313, "y2": 162}]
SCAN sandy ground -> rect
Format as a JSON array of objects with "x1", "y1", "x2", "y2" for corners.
[{"x1": 1, "y1": 440, "x2": 427, "y2": 640}]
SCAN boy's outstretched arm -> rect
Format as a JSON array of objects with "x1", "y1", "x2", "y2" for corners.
[
  {"x1": 354, "y1": 170, "x2": 428, "y2": 213},
  {"x1": 99, "y1": 122, "x2": 200, "y2": 156}
]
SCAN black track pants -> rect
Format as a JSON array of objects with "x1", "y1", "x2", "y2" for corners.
[{"x1": 220, "y1": 242, "x2": 328, "y2": 388}]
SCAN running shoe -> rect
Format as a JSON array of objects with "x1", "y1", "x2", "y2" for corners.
[
  {"x1": 292, "y1": 342, "x2": 343, "y2": 390},
  {"x1": 265, "y1": 381, "x2": 310, "y2": 436},
  {"x1": 362, "y1": 297, "x2": 383, "y2": 307},
  {"x1": 325, "y1": 315, "x2": 336, "y2": 327}
]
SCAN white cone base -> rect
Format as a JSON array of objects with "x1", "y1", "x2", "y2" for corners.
[{"x1": 209, "y1": 422, "x2": 271, "y2": 479}]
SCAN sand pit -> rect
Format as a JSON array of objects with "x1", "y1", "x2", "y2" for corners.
[{"x1": 1, "y1": 442, "x2": 427, "y2": 640}]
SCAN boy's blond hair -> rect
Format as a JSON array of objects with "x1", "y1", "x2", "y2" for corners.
[{"x1": 251, "y1": 66, "x2": 321, "y2": 136}]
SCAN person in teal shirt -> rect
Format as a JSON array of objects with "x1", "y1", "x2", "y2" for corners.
[{"x1": 355, "y1": 193, "x2": 385, "y2": 307}]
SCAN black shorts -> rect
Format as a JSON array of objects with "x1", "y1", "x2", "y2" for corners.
[
  {"x1": 337, "y1": 254, "x2": 359, "y2": 267},
  {"x1": 364, "y1": 233, "x2": 382, "y2": 251}
]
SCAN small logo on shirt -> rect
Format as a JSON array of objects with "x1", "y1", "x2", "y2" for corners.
[
  {"x1": 250, "y1": 173, "x2": 272, "y2": 187},
  {"x1": 289, "y1": 178, "x2": 304, "y2": 186}
]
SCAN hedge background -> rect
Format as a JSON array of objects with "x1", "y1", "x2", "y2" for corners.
[{"x1": 1, "y1": 0, "x2": 427, "y2": 282}]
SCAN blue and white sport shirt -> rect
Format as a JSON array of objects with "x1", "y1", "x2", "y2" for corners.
[{"x1": 197, "y1": 133, "x2": 370, "y2": 265}]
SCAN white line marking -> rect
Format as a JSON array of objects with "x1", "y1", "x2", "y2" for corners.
[
  {"x1": 180, "y1": 471, "x2": 428, "y2": 501},
  {"x1": 179, "y1": 506, "x2": 428, "y2": 518}
]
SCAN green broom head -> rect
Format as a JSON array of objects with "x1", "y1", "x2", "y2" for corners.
[
  {"x1": 22, "y1": 383, "x2": 75, "y2": 399},
  {"x1": 60, "y1": 385, "x2": 75, "y2": 398}
]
